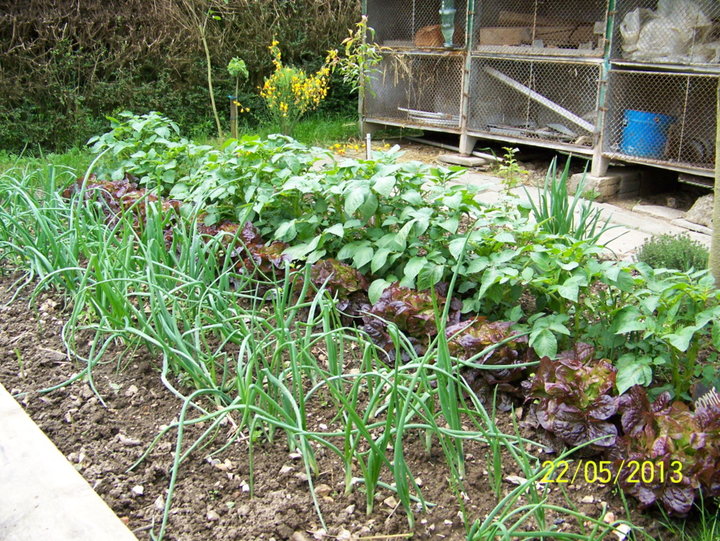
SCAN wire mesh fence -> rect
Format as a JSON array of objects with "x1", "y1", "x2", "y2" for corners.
[
  {"x1": 471, "y1": 0, "x2": 608, "y2": 57},
  {"x1": 363, "y1": 0, "x2": 720, "y2": 174},
  {"x1": 367, "y1": 0, "x2": 468, "y2": 49},
  {"x1": 613, "y1": 0, "x2": 720, "y2": 66},
  {"x1": 365, "y1": 53, "x2": 464, "y2": 130},
  {"x1": 466, "y1": 57, "x2": 600, "y2": 147},
  {"x1": 605, "y1": 69, "x2": 718, "y2": 169}
]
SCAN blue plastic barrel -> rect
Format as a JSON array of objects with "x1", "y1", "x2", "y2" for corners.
[{"x1": 620, "y1": 109, "x2": 675, "y2": 159}]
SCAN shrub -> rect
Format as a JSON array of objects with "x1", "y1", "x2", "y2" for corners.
[
  {"x1": 0, "y1": 0, "x2": 361, "y2": 151},
  {"x1": 635, "y1": 233, "x2": 708, "y2": 272},
  {"x1": 260, "y1": 41, "x2": 332, "y2": 135}
]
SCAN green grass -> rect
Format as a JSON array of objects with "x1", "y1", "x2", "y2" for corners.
[
  {"x1": 232, "y1": 112, "x2": 360, "y2": 147},
  {"x1": 661, "y1": 498, "x2": 720, "y2": 541},
  {"x1": 0, "y1": 147, "x2": 93, "y2": 176}
]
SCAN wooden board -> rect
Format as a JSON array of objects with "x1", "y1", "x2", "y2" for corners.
[{"x1": 477, "y1": 27, "x2": 532, "y2": 46}]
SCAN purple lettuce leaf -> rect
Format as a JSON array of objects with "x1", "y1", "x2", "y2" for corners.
[
  {"x1": 310, "y1": 259, "x2": 369, "y2": 298},
  {"x1": 529, "y1": 346, "x2": 619, "y2": 452},
  {"x1": 446, "y1": 317, "x2": 532, "y2": 386}
]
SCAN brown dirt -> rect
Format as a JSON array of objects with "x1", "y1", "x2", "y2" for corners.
[{"x1": 0, "y1": 268, "x2": 671, "y2": 541}]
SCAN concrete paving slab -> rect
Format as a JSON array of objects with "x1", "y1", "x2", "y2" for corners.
[
  {"x1": 438, "y1": 154, "x2": 488, "y2": 167},
  {"x1": 0, "y1": 384, "x2": 139, "y2": 541},
  {"x1": 633, "y1": 204, "x2": 686, "y2": 221},
  {"x1": 597, "y1": 205, "x2": 687, "y2": 237},
  {"x1": 475, "y1": 190, "x2": 504, "y2": 206},
  {"x1": 687, "y1": 231, "x2": 712, "y2": 248},
  {"x1": 456, "y1": 171, "x2": 506, "y2": 192},
  {"x1": 672, "y1": 218, "x2": 713, "y2": 236},
  {"x1": 600, "y1": 229, "x2": 652, "y2": 261}
]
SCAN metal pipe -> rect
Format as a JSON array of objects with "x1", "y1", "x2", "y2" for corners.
[{"x1": 440, "y1": 0, "x2": 456, "y2": 48}]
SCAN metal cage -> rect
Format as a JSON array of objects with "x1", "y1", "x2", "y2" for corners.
[
  {"x1": 472, "y1": 0, "x2": 609, "y2": 57},
  {"x1": 364, "y1": 52, "x2": 465, "y2": 131},
  {"x1": 467, "y1": 57, "x2": 600, "y2": 148},
  {"x1": 604, "y1": 69, "x2": 717, "y2": 171},
  {"x1": 367, "y1": 0, "x2": 468, "y2": 49},
  {"x1": 363, "y1": 0, "x2": 720, "y2": 177}
]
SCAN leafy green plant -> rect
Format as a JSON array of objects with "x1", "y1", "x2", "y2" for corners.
[
  {"x1": 636, "y1": 233, "x2": 709, "y2": 272},
  {"x1": 608, "y1": 264, "x2": 720, "y2": 398},
  {"x1": 524, "y1": 158, "x2": 614, "y2": 244},
  {"x1": 227, "y1": 56, "x2": 250, "y2": 137},
  {"x1": 87, "y1": 111, "x2": 205, "y2": 191},
  {"x1": 496, "y1": 146, "x2": 528, "y2": 192},
  {"x1": 329, "y1": 15, "x2": 384, "y2": 103}
]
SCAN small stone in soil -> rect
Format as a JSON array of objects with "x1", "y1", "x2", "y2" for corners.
[
  {"x1": 236, "y1": 504, "x2": 250, "y2": 516},
  {"x1": 131, "y1": 485, "x2": 144, "y2": 496},
  {"x1": 581, "y1": 495, "x2": 595, "y2": 504},
  {"x1": 117, "y1": 433, "x2": 141, "y2": 446},
  {"x1": 313, "y1": 484, "x2": 331, "y2": 496},
  {"x1": 312, "y1": 528, "x2": 327, "y2": 540},
  {"x1": 383, "y1": 496, "x2": 398, "y2": 509},
  {"x1": 505, "y1": 475, "x2": 527, "y2": 485},
  {"x1": 207, "y1": 510, "x2": 220, "y2": 521},
  {"x1": 124, "y1": 384, "x2": 139, "y2": 397}
]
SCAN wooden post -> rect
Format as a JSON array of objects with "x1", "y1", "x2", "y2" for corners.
[{"x1": 710, "y1": 79, "x2": 720, "y2": 284}]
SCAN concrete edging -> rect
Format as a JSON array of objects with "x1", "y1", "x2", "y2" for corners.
[{"x1": 0, "y1": 383, "x2": 139, "y2": 541}]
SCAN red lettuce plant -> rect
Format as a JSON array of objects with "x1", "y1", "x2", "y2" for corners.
[
  {"x1": 529, "y1": 343, "x2": 618, "y2": 452},
  {"x1": 446, "y1": 317, "x2": 532, "y2": 388},
  {"x1": 310, "y1": 259, "x2": 368, "y2": 297},
  {"x1": 362, "y1": 284, "x2": 460, "y2": 360},
  {"x1": 310, "y1": 259, "x2": 370, "y2": 319},
  {"x1": 196, "y1": 221, "x2": 292, "y2": 278},
  {"x1": 615, "y1": 385, "x2": 720, "y2": 516}
]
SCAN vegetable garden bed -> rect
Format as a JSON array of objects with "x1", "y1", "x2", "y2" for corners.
[{"x1": 0, "y1": 112, "x2": 718, "y2": 540}]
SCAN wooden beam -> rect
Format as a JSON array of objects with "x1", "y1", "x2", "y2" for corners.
[{"x1": 483, "y1": 65, "x2": 596, "y2": 133}]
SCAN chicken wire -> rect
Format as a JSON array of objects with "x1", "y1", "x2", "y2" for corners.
[
  {"x1": 367, "y1": 0, "x2": 468, "y2": 49},
  {"x1": 466, "y1": 57, "x2": 600, "y2": 147},
  {"x1": 471, "y1": 0, "x2": 609, "y2": 57},
  {"x1": 604, "y1": 70, "x2": 718, "y2": 169},
  {"x1": 614, "y1": 0, "x2": 720, "y2": 66},
  {"x1": 364, "y1": 53, "x2": 464, "y2": 130}
]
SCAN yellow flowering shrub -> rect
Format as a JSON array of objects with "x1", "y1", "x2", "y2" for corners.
[{"x1": 260, "y1": 40, "x2": 333, "y2": 135}]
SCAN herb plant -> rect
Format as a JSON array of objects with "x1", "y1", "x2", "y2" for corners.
[{"x1": 636, "y1": 233, "x2": 709, "y2": 272}]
